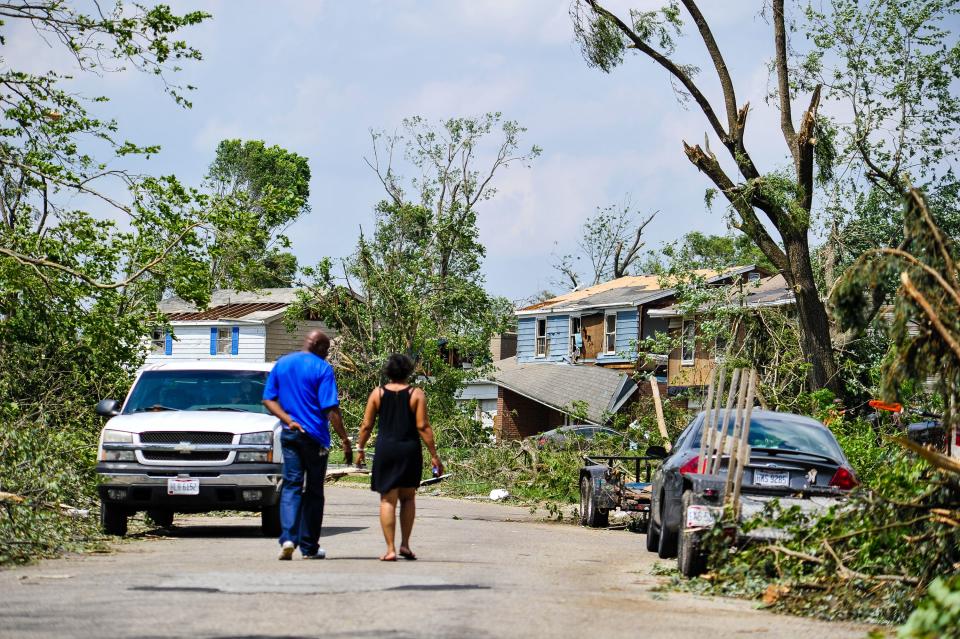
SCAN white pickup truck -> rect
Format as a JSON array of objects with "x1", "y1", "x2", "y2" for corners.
[{"x1": 94, "y1": 361, "x2": 283, "y2": 536}]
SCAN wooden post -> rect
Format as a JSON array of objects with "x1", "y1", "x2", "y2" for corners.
[
  {"x1": 709, "y1": 368, "x2": 741, "y2": 475},
  {"x1": 697, "y1": 368, "x2": 718, "y2": 473},
  {"x1": 730, "y1": 369, "x2": 758, "y2": 517},
  {"x1": 649, "y1": 376, "x2": 671, "y2": 452},
  {"x1": 705, "y1": 366, "x2": 727, "y2": 473},
  {"x1": 724, "y1": 371, "x2": 750, "y2": 503}
]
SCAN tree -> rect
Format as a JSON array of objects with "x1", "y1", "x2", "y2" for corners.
[
  {"x1": 204, "y1": 139, "x2": 310, "y2": 289},
  {"x1": 797, "y1": 0, "x2": 960, "y2": 323},
  {"x1": 0, "y1": 1, "x2": 211, "y2": 562},
  {"x1": 571, "y1": 0, "x2": 960, "y2": 396},
  {"x1": 552, "y1": 199, "x2": 656, "y2": 289},
  {"x1": 643, "y1": 230, "x2": 774, "y2": 273},
  {"x1": 299, "y1": 114, "x2": 539, "y2": 413},
  {"x1": 571, "y1": 0, "x2": 843, "y2": 393},
  {"x1": 835, "y1": 189, "x2": 960, "y2": 426}
]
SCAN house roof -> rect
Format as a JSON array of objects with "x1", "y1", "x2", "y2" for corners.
[
  {"x1": 490, "y1": 357, "x2": 638, "y2": 424},
  {"x1": 647, "y1": 274, "x2": 793, "y2": 318},
  {"x1": 159, "y1": 288, "x2": 302, "y2": 323},
  {"x1": 517, "y1": 265, "x2": 760, "y2": 315}
]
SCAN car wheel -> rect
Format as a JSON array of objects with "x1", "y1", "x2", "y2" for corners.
[
  {"x1": 677, "y1": 492, "x2": 707, "y2": 578},
  {"x1": 578, "y1": 476, "x2": 590, "y2": 526},
  {"x1": 100, "y1": 499, "x2": 128, "y2": 536},
  {"x1": 583, "y1": 477, "x2": 609, "y2": 528},
  {"x1": 147, "y1": 510, "x2": 174, "y2": 528},
  {"x1": 645, "y1": 516, "x2": 660, "y2": 552},
  {"x1": 656, "y1": 498, "x2": 678, "y2": 559},
  {"x1": 261, "y1": 502, "x2": 281, "y2": 537}
]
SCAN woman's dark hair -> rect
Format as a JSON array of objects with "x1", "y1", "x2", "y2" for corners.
[{"x1": 383, "y1": 353, "x2": 415, "y2": 383}]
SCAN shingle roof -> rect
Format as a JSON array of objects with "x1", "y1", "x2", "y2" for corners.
[
  {"x1": 490, "y1": 357, "x2": 638, "y2": 424},
  {"x1": 647, "y1": 274, "x2": 793, "y2": 317},
  {"x1": 158, "y1": 288, "x2": 302, "y2": 322}
]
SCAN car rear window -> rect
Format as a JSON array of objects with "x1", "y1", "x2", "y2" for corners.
[
  {"x1": 124, "y1": 370, "x2": 270, "y2": 414},
  {"x1": 690, "y1": 414, "x2": 843, "y2": 461}
]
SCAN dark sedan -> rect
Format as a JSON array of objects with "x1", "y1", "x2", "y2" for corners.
[
  {"x1": 535, "y1": 425, "x2": 632, "y2": 449},
  {"x1": 646, "y1": 409, "x2": 858, "y2": 560}
]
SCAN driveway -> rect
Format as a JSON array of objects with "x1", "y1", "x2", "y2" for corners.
[{"x1": 0, "y1": 486, "x2": 873, "y2": 638}]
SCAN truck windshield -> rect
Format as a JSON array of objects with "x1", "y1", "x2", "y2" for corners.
[{"x1": 124, "y1": 370, "x2": 270, "y2": 414}]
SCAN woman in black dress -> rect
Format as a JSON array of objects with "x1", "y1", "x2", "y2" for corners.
[{"x1": 356, "y1": 354, "x2": 443, "y2": 561}]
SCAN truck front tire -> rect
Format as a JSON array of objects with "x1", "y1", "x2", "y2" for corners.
[{"x1": 100, "y1": 499, "x2": 128, "y2": 536}]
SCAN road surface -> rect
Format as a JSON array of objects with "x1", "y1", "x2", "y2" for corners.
[{"x1": 0, "y1": 486, "x2": 873, "y2": 638}]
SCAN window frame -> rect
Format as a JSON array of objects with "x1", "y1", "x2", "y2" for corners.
[
  {"x1": 216, "y1": 326, "x2": 232, "y2": 355},
  {"x1": 150, "y1": 327, "x2": 165, "y2": 353},
  {"x1": 569, "y1": 315, "x2": 582, "y2": 357},
  {"x1": 603, "y1": 312, "x2": 617, "y2": 354},
  {"x1": 535, "y1": 317, "x2": 548, "y2": 358},
  {"x1": 680, "y1": 318, "x2": 696, "y2": 365}
]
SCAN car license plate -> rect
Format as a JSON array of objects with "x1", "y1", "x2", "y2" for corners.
[
  {"x1": 167, "y1": 478, "x2": 200, "y2": 496},
  {"x1": 685, "y1": 505, "x2": 717, "y2": 528},
  {"x1": 754, "y1": 469, "x2": 789, "y2": 487}
]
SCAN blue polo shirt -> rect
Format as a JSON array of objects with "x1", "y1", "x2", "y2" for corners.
[{"x1": 263, "y1": 352, "x2": 339, "y2": 446}]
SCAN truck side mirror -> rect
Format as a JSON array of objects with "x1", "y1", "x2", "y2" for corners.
[
  {"x1": 646, "y1": 445, "x2": 668, "y2": 459},
  {"x1": 95, "y1": 399, "x2": 121, "y2": 418}
]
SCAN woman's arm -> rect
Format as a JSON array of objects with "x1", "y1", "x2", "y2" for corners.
[
  {"x1": 355, "y1": 389, "x2": 379, "y2": 467},
  {"x1": 412, "y1": 388, "x2": 443, "y2": 476}
]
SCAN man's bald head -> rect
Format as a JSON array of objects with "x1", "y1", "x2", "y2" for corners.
[{"x1": 303, "y1": 330, "x2": 330, "y2": 359}]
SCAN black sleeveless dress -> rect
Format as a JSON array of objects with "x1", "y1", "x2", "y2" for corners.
[{"x1": 371, "y1": 386, "x2": 423, "y2": 493}]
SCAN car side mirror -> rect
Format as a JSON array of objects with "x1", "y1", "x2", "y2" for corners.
[
  {"x1": 645, "y1": 445, "x2": 668, "y2": 459},
  {"x1": 95, "y1": 399, "x2": 121, "y2": 418}
]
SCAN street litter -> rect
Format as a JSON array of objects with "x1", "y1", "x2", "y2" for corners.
[{"x1": 489, "y1": 489, "x2": 510, "y2": 501}]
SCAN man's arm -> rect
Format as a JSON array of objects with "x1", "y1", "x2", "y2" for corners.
[
  {"x1": 262, "y1": 399, "x2": 303, "y2": 432},
  {"x1": 325, "y1": 405, "x2": 352, "y2": 464}
]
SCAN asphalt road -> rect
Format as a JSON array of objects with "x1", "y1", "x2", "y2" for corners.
[{"x1": 0, "y1": 486, "x2": 873, "y2": 639}]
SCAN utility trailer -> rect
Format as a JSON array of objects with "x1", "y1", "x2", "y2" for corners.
[{"x1": 579, "y1": 449, "x2": 665, "y2": 530}]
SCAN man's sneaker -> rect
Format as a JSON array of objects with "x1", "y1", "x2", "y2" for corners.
[
  {"x1": 278, "y1": 541, "x2": 295, "y2": 561},
  {"x1": 303, "y1": 548, "x2": 326, "y2": 560}
]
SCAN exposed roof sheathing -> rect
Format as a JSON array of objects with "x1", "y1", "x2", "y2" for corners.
[
  {"x1": 166, "y1": 302, "x2": 287, "y2": 321},
  {"x1": 519, "y1": 267, "x2": 756, "y2": 314}
]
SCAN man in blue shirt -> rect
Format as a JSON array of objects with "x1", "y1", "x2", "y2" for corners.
[{"x1": 263, "y1": 330, "x2": 352, "y2": 560}]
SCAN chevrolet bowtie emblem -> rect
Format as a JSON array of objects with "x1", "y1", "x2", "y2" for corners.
[{"x1": 174, "y1": 442, "x2": 195, "y2": 454}]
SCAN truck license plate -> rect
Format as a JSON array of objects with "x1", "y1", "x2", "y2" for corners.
[
  {"x1": 167, "y1": 478, "x2": 200, "y2": 496},
  {"x1": 754, "y1": 470, "x2": 789, "y2": 487}
]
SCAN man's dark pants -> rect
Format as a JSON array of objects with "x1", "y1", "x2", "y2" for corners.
[{"x1": 279, "y1": 429, "x2": 328, "y2": 555}]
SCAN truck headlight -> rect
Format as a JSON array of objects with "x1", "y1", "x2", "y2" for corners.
[
  {"x1": 100, "y1": 430, "x2": 135, "y2": 461},
  {"x1": 238, "y1": 431, "x2": 273, "y2": 462}
]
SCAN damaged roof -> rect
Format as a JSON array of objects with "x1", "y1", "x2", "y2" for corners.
[
  {"x1": 159, "y1": 288, "x2": 301, "y2": 323},
  {"x1": 647, "y1": 274, "x2": 793, "y2": 318},
  {"x1": 490, "y1": 356, "x2": 638, "y2": 424},
  {"x1": 518, "y1": 266, "x2": 759, "y2": 315}
]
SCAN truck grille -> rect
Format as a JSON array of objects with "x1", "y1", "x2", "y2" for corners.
[
  {"x1": 140, "y1": 432, "x2": 234, "y2": 445},
  {"x1": 139, "y1": 432, "x2": 234, "y2": 462},
  {"x1": 142, "y1": 451, "x2": 231, "y2": 462}
]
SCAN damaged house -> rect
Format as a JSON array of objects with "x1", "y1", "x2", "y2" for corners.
[{"x1": 491, "y1": 266, "x2": 787, "y2": 440}]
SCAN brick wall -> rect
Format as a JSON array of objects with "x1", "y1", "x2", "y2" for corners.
[{"x1": 494, "y1": 387, "x2": 566, "y2": 441}]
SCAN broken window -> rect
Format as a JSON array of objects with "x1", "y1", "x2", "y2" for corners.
[
  {"x1": 535, "y1": 318, "x2": 548, "y2": 357},
  {"x1": 604, "y1": 313, "x2": 617, "y2": 354},
  {"x1": 150, "y1": 327, "x2": 165, "y2": 353},
  {"x1": 569, "y1": 316, "x2": 582, "y2": 357},
  {"x1": 681, "y1": 319, "x2": 696, "y2": 365}
]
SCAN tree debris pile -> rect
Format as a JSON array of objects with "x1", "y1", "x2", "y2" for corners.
[{"x1": 686, "y1": 449, "x2": 959, "y2": 625}]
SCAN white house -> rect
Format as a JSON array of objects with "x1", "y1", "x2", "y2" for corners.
[{"x1": 146, "y1": 288, "x2": 334, "y2": 364}]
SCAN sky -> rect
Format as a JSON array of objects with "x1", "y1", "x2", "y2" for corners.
[{"x1": 10, "y1": 1, "x2": 832, "y2": 301}]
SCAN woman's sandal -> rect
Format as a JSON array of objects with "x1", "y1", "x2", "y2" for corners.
[
  {"x1": 380, "y1": 552, "x2": 397, "y2": 562},
  {"x1": 398, "y1": 547, "x2": 417, "y2": 561}
]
